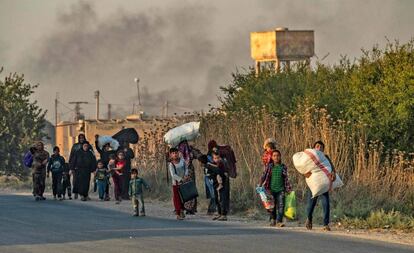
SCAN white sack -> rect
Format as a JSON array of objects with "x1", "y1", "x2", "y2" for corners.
[
  {"x1": 293, "y1": 148, "x2": 344, "y2": 197},
  {"x1": 164, "y1": 122, "x2": 200, "y2": 147},
  {"x1": 292, "y1": 149, "x2": 332, "y2": 174},
  {"x1": 306, "y1": 170, "x2": 344, "y2": 198}
]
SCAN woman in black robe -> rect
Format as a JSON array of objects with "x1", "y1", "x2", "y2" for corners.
[
  {"x1": 69, "y1": 134, "x2": 93, "y2": 199},
  {"x1": 70, "y1": 142, "x2": 96, "y2": 201}
]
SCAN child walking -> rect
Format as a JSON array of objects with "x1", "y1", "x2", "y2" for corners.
[
  {"x1": 95, "y1": 160, "x2": 109, "y2": 201},
  {"x1": 259, "y1": 150, "x2": 292, "y2": 227},
  {"x1": 210, "y1": 152, "x2": 229, "y2": 221},
  {"x1": 168, "y1": 147, "x2": 188, "y2": 220},
  {"x1": 112, "y1": 151, "x2": 126, "y2": 204},
  {"x1": 62, "y1": 162, "x2": 72, "y2": 200},
  {"x1": 47, "y1": 146, "x2": 65, "y2": 200},
  {"x1": 129, "y1": 168, "x2": 150, "y2": 216}
]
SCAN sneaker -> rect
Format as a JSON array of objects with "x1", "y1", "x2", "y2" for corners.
[
  {"x1": 68, "y1": 197, "x2": 72, "y2": 200},
  {"x1": 133, "y1": 212, "x2": 139, "y2": 217},
  {"x1": 62, "y1": 196, "x2": 66, "y2": 200},
  {"x1": 81, "y1": 197, "x2": 87, "y2": 201},
  {"x1": 58, "y1": 196, "x2": 63, "y2": 201},
  {"x1": 277, "y1": 223, "x2": 285, "y2": 228},
  {"x1": 115, "y1": 200, "x2": 120, "y2": 204},
  {"x1": 305, "y1": 219, "x2": 313, "y2": 230},
  {"x1": 270, "y1": 219, "x2": 276, "y2": 227},
  {"x1": 53, "y1": 195, "x2": 57, "y2": 200},
  {"x1": 140, "y1": 213, "x2": 146, "y2": 217},
  {"x1": 212, "y1": 215, "x2": 221, "y2": 221},
  {"x1": 86, "y1": 196, "x2": 91, "y2": 201},
  {"x1": 35, "y1": 196, "x2": 41, "y2": 201},
  {"x1": 180, "y1": 211, "x2": 185, "y2": 219},
  {"x1": 41, "y1": 196, "x2": 46, "y2": 200},
  {"x1": 74, "y1": 194, "x2": 78, "y2": 200},
  {"x1": 104, "y1": 197, "x2": 110, "y2": 201},
  {"x1": 218, "y1": 215, "x2": 228, "y2": 221},
  {"x1": 323, "y1": 225, "x2": 331, "y2": 231}
]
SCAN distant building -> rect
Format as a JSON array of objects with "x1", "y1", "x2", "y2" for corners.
[{"x1": 55, "y1": 114, "x2": 196, "y2": 160}]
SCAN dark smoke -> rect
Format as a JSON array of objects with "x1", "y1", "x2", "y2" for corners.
[
  {"x1": 15, "y1": 0, "x2": 414, "y2": 121},
  {"x1": 21, "y1": 1, "x2": 224, "y2": 119}
]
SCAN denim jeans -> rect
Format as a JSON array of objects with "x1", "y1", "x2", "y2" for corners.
[
  {"x1": 306, "y1": 189, "x2": 330, "y2": 226},
  {"x1": 96, "y1": 180, "x2": 107, "y2": 200},
  {"x1": 205, "y1": 176, "x2": 216, "y2": 213},
  {"x1": 271, "y1": 191, "x2": 285, "y2": 222},
  {"x1": 132, "y1": 194, "x2": 145, "y2": 214}
]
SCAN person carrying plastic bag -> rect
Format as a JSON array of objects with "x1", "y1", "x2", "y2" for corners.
[{"x1": 259, "y1": 150, "x2": 292, "y2": 227}]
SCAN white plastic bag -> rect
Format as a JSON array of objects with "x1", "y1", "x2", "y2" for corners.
[
  {"x1": 97, "y1": 136, "x2": 120, "y2": 151},
  {"x1": 164, "y1": 122, "x2": 200, "y2": 147}
]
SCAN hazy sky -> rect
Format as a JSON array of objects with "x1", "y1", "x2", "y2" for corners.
[{"x1": 1, "y1": 0, "x2": 413, "y2": 122}]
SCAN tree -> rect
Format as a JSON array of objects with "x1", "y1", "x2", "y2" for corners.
[
  {"x1": 219, "y1": 40, "x2": 414, "y2": 151},
  {"x1": 0, "y1": 68, "x2": 47, "y2": 178},
  {"x1": 345, "y1": 41, "x2": 414, "y2": 150}
]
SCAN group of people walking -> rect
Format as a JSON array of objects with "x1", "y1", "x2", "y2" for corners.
[
  {"x1": 27, "y1": 134, "x2": 335, "y2": 230},
  {"x1": 258, "y1": 139, "x2": 335, "y2": 231},
  {"x1": 168, "y1": 140, "x2": 234, "y2": 221},
  {"x1": 28, "y1": 133, "x2": 150, "y2": 216}
]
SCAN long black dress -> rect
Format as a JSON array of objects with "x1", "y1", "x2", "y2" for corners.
[{"x1": 70, "y1": 149, "x2": 96, "y2": 197}]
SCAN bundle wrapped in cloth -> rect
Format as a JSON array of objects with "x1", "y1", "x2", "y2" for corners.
[
  {"x1": 164, "y1": 122, "x2": 200, "y2": 147},
  {"x1": 293, "y1": 149, "x2": 343, "y2": 198},
  {"x1": 97, "y1": 136, "x2": 120, "y2": 150}
]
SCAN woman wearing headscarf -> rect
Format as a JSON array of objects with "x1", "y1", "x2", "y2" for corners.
[
  {"x1": 69, "y1": 134, "x2": 93, "y2": 199},
  {"x1": 177, "y1": 140, "x2": 198, "y2": 214},
  {"x1": 69, "y1": 142, "x2": 96, "y2": 201}
]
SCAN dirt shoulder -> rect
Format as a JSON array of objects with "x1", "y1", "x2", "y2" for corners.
[{"x1": 3, "y1": 190, "x2": 414, "y2": 246}]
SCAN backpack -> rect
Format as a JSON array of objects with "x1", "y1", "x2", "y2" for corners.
[
  {"x1": 218, "y1": 145, "x2": 237, "y2": 178},
  {"x1": 23, "y1": 151, "x2": 33, "y2": 168}
]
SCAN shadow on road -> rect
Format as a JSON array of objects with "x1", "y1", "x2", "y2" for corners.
[{"x1": 0, "y1": 194, "x2": 275, "y2": 246}]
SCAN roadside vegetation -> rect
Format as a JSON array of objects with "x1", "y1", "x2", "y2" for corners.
[
  {"x1": 0, "y1": 68, "x2": 46, "y2": 179},
  {"x1": 140, "y1": 40, "x2": 414, "y2": 231},
  {"x1": 1, "y1": 40, "x2": 413, "y2": 231}
]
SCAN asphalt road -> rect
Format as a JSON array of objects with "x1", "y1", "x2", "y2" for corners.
[{"x1": 0, "y1": 194, "x2": 413, "y2": 253}]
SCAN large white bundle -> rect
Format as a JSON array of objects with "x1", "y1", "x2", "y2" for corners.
[
  {"x1": 306, "y1": 170, "x2": 344, "y2": 198},
  {"x1": 97, "y1": 136, "x2": 120, "y2": 150},
  {"x1": 164, "y1": 122, "x2": 200, "y2": 147},
  {"x1": 293, "y1": 149, "x2": 344, "y2": 197},
  {"x1": 293, "y1": 149, "x2": 331, "y2": 174}
]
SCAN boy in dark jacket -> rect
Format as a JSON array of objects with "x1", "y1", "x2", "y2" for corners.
[
  {"x1": 95, "y1": 160, "x2": 109, "y2": 201},
  {"x1": 47, "y1": 146, "x2": 65, "y2": 200},
  {"x1": 129, "y1": 168, "x2": 150, "y2": 216}
]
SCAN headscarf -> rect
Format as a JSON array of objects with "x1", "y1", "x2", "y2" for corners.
[
  {"x1": 208, "y1": 140, "x2": 218, "y2": 152},
  {"x1": 178, "y1": 140, "x2": 191, "y2": 163}
]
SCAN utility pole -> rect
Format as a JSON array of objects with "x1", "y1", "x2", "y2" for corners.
[
  {"x1": 94, "y1": 90, "x2": 100, "y2": 121},
  {"x1": 69, "y1": 101, "x2": 88, "y2": 121},
  {"x1": 107, "y1": 103, "x2": 112, "y2": 120},
  {"x1": 164, "y1": 100, "x2": 169, "y2": 117},
  {"x1": 54, "y1": 93, "x2": 59, "y2": 126},
  {"x1": 134, "y1": 78, "x2": 141, "y2": 112}
]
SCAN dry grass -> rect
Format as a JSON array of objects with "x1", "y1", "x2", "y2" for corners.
[{"x1": 131, "y1": 107, "x2": 414, "y2": 225}]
